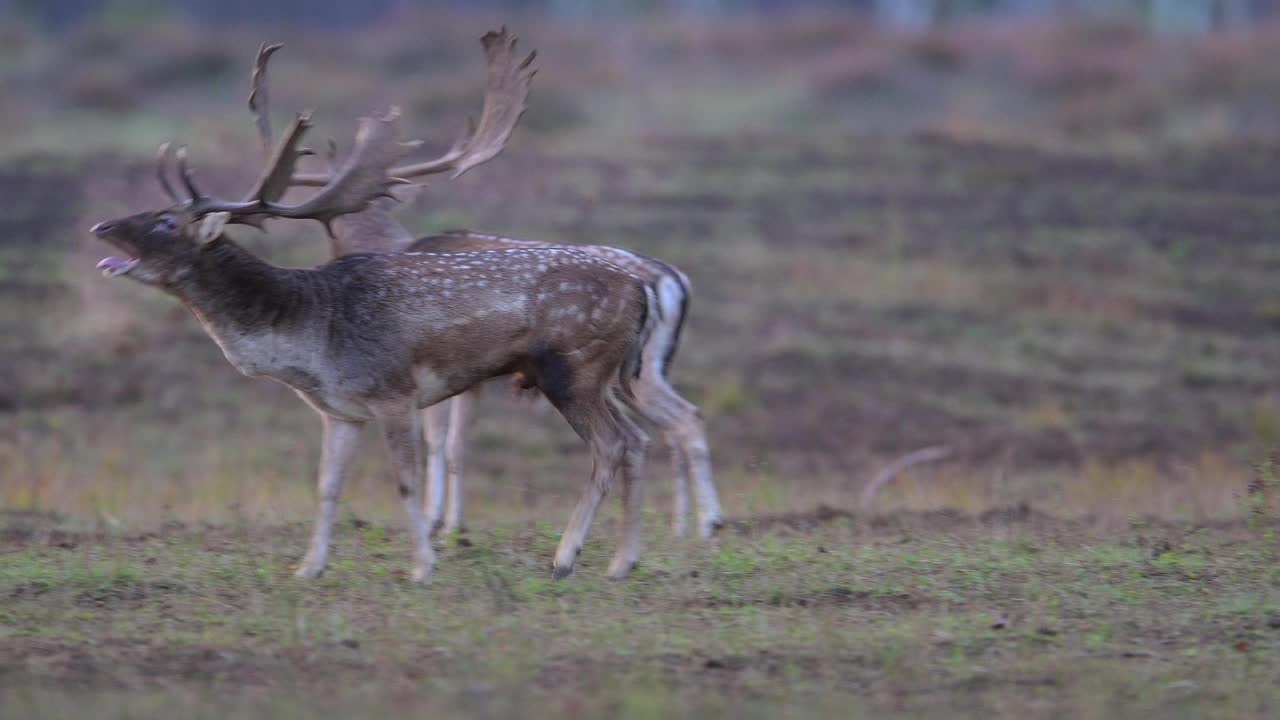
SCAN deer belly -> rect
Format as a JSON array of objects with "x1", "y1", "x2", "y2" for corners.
[
  {"x1": 292, "y1": 385, "x2": 376, "y2": 422},
  {"x1": 275, "y1": 365, "x2": 377, "y2": 421}
]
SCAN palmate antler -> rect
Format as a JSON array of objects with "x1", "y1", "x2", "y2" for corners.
[
  {"x1": 156, "y1": 109, "x2": 421, "y2": 236},
  {"x1": 247, "y1": 27, "x2": 536, "y2": 190},
  {"x1": 247, "y1": 42, "x2": 284, "y2": 156},
  {"x1": 381, "y1": 27, "x2": 537, "y2": 181}
]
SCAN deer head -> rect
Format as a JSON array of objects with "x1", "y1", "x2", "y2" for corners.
[
  {"x1": 92, "y1": 207, "x2": 225, "y2": 286},
  {"x1": 91, "y1": 110, "x2": 420, "y2": 288}
]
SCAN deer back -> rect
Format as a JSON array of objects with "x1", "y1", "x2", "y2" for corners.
[
  {"x1": 308, "y1": 247, "x2": 651, "y2": 411},
  {"x1": 411, "y1": 231, "x2": 687, "y2": 290}
]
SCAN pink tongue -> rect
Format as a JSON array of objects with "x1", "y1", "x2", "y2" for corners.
[{"x1": 97, "y1": 256, "x2": 128, "y2": 271}]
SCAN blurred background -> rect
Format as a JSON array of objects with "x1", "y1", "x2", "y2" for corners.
[{"x1": 3, "y1": 0, "x2": 1280, "y2": 529}]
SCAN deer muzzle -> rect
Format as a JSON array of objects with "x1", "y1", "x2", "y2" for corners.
[{"x1": 91, "y1": 221, "x2": 140, "y2": 277}]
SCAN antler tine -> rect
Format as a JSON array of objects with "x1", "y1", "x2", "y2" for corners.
[
  {"x1": 159, "y1": 112, "x2": 312, "y2": 219},
  {"x1": 155, "y1": 142, "x2": 181, "y2": 203},
  {"x1": 174, "y1": 146, "x2": 205, "y2": 201},
  {"x1": 242, "y1": 111, "x2": 316, "y2": 204},
  {"x1": 325, "y1": 137, "x2": 339, "y2": 173},
  {"x1": 242, "y1": 41, "x2": 317, "y2": 206},
  {"x1": 248, "y1": 42, "x2": 284, "y2": 155},
  {"x1": 169, "y1": 143, "x2": 255, "y2": 216},
  {"x1": 447, "y1": 115, "x2": 477, "y2": 159},
  {"x1": 291, "y1": 136, "x2": 347, "y2": 188},
  {"x1": 289, "y1": 27, "x2": 535, "y2": 189}
]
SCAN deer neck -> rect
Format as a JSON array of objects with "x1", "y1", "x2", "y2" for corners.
[
  {"x1": 172, "y1": 239, "x2": 324, "y2": 376},
  {"x1": 327, "y1": 204, "x2": 416, "y2": 257}
]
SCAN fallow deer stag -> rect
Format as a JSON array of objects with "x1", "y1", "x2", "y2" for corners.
[
  {"x1": 91, "y1": 102, "x2": 661, "y2": 582},
  {"x1": 250, "y1": 29, "x2": 723, "y2": 538}
]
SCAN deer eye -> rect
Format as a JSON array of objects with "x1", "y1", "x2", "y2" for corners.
[{"x1": 150, "y1": 216, "x2": 177, "y2": 235}]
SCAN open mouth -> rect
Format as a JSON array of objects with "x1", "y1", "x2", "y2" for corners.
[
  {"x1": 90, "y1": 220, "x2": 139, "y2": 278},
  {"x1": 96, "y1": 256, "x2": 139, "y2": 277}
]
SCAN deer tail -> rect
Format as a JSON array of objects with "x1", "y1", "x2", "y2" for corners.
[{"x1": 619, "y1": 283, "x2": 658, "y2": 400}]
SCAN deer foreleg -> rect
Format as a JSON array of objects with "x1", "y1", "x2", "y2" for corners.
[
  {"x1": 423, "y1": 401, "x2": 450, "y2": 532},
  {"x1": 297, "y1": 415, "x2": 364, "y2": 578},
  {"x1": 382, "y1": 410, "x2": 436, "y2": 584},
  {"x1": 443, "y1": 389, "x2": 474, "y2": 533}
]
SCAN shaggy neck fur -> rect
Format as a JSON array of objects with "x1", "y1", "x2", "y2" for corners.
[{"x1": 170, "y1": 237, "x2": 322, "y2": 342}]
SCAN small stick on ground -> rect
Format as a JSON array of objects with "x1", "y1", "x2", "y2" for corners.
[{"x1": 859, "y1": 446, "x2": 952, "y2": 513}]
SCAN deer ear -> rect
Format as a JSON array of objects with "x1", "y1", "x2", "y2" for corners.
[{"x1": 196, "y1": 212, "x2": 230, "y2": 245}]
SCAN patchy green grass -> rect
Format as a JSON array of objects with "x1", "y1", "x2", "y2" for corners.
[{"x1": 2, "y1": 512, "x2": 1278, "y2": 718}]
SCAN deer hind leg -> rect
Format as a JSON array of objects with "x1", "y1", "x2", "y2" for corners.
[
  {"x1": 423, "y1": 401, "x2": 450, "y2": 533},
  {"x1": 298, "y1": 415, "x2": 364, "y2": 579},
  {"x1": 381, "y1": 409, "x2": 436, "y2": 584},
  {"x1": 605, "y1": 390, "x2": 650, "y2": 579},
  {"x1": 551, "y1": 398, "x2": 622, "y2": 579},
  {"x1": 536, "y1": 357, "x2": 629, "y2": 580},
  {"x1": 667, "y1": 436, "x2": 691, "y2": 536},
  {"x1": 443, "y1": 388, "x2": 475, "y2": 534},
  {"x1": 633, "y1": 376, "x2": 723, "y2": 538}
]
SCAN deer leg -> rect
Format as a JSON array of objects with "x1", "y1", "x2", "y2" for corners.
[
  {"x1": 668, "y1": 434, "x2": 691, "y2": 537},
  {"x1": 551, "y1": 394, "x2": 623, "y2": 580},
  {"x1": 605, "y1": 392, "x2": 649, "y2": 579},
  {"x1": 423, "y1": 401, "x2": 450, "y2": 533},
  {"x1": 443, "y1": 388, "x2": 474, "y2": 533},
  {"x1": 380, "y1": 410, "x2": 436, "y2": 584},
  {"x1": 686, "y1": 420, "x2": 722, "y2": 538},
  {"x1": 297, "y1": 415, "x2": 364, "y2": 579},
  {"x1": 633, "y1": 377, "x2": 722, "y2": 538}
]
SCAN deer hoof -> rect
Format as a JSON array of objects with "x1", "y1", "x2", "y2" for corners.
[
  {"x1": 551, "y1": 563, "x2": 574, "y2": 580},
  {"x1": 698, "y1": 516, "x2": 725, "y2": 539},
  {"x1": 606, "y1": 558, "x2": 636, "y2": 580}
]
